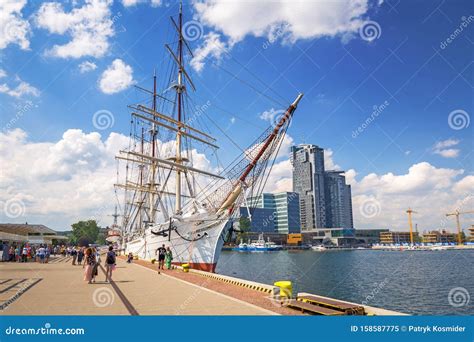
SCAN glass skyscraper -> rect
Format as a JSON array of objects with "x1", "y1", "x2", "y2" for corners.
[
  {"x1": 247, "y1": 192, "x2": 301, "y2": 234},
  {"x1": 292, "y1": 144, "x2": 354, "y2": 230}
]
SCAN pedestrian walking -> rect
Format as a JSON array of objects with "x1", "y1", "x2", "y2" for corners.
[
  {"x1": 37, "y1": 245, "x2": 45, "y2": 264},
  {"x1": 156, "y1": 244, "x2": 166, "y2": 273},
  {"x1": 71, "y1": 247, "x2": 78, "y2": 265},
  {"x1": 45, "y1": 246, "x2": 50, "y2": 263},
  {"x1": 77, "y1": 248, "x2": 84, "y2": 264},
  {"x1": 83, "y1": 248, "x2": 96, "y2": 284},
  {"x1": 127, "y1": 252, "x2": 133, "y2": 263},
  {"x1": 105, "y1": 246, "x2": 116, "y2": 283},
  {"x1": 21, "y1": 246, "x2": 28, "y2": 263},
  {"x1": 8, "y1": 246, "x2": 14, "y2": 262},
  {"x1": 165, "y1": 247, "x2": 173, "y2": 270}
]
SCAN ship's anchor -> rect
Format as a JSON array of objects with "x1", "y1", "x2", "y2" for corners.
[{"x1": 151, "y1": 218, "x2": 175, "y2": 241}]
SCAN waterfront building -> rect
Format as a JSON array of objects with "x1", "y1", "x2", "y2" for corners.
[
  {"x1": 247, "y1": 192, "x2": 300, "y2": 234},
  {"x1": 238, "y1": 207, "x2": 275, "y2": 233},
  {"x1": 324, "y1": 171, "x2": 354, "y2": 228},
  {"x1": 291, "y1": 144, "x2": 354, "y2": 230},
  {"x1": 379, "y1": 231, "x2": 419, "y2": 244},
  {"x1": 422, "y1": 230, "x2": 457, "y2": 244},
  {"x1": 355, "y1": 229, "x2": 389, "y2": 245},
  {"x1": 0, "y1": 223, "x2": 68, "y2": 245},
  {"x1": 469, "y1": 225, "x2": 474, "y2": 242},
  {"x1": 287, "y1": 233, "x2": 303, "y2": 245},
  {"x1": 291, "y1": 144, "x2": 326, "y2": 230},
  {"x1": 303, "y1": 228, "x2": 356, "y2": 246}
]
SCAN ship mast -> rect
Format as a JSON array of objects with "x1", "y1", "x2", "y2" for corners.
[
  {"x1": 175, "y1": 2, "x2": 184, "y2": 214},
  {"x1": 149, "y1": 69, "x2": 158, "y2": 221}
]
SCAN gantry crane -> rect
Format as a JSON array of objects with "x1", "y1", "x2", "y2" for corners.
[
  {"x1": 446, "y1": 210, "x2": 474, "y2": 245},
  {"x1": 406, "y1": 208, "x2": 418, "y2": 246}
]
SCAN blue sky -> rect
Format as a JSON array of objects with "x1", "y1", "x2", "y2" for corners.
[{"x1": 0, "y1": 0, "x2": 473, "y2": 231}]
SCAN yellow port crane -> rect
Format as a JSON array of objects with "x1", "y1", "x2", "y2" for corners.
[
  {"x1": 406, "y1": 208, "x2": 417, "y2": 246},
  {"x1": 445, "y1": 210, "x2": 474, "y2": 245}
]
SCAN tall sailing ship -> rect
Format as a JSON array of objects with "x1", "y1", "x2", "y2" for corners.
[{"x1": 115, "y1": 4, "x2": 303, "y2": 272}]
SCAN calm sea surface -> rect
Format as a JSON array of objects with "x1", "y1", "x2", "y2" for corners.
[{"x1": 216, "y1": 249, "x2": 474, "y2": 315}]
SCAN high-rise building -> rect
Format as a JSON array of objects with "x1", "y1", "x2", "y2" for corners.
[
  {"x1": 247, "y1": 192, "x2": 300, "y2": 234},
  {"x1": 324, "y1": 171, "x2": 354, "y2": 228},
  {"x1": 238, "y1": 207, "x2": 275, "y2": 233},
  {"x1": 292, "y1": 144, "x2": 354, "y2": 230},
  {"x1": 291, "y1": 144, "x2": 326, "y2": 230}
]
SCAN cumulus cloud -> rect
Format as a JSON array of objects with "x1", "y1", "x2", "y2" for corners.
[
  {"x1": 78, "y1": 61, "x2": 98, "y2": 73},
  {"x1": 35, "y1": 0, "x2": 115, "y2": 59},
  {"x1": 0, "y1": 128, "x2": 129, "y2": 229},
  {"x1": 98, "y1": 59, "x2": 135, "y2": 94},
  {"x1": 347, "y1": 162, "x2": 472, "y2": 231},
  {"x1": 121, "y1": 0, "x2": 162, "y2": 7},
  {"x1": 0, "y1": 128, "x2": 219, "y2": 230},
  {"x1": 0, "y1": 0, "x2": 31, "y2": 50},
  {"x1": 191, "y1": 32, "x2": 228, "y2": 72},
  {"x1": 191, "y1": 0, "x2": 372, "y2": 70},
  {"x1": 432, "y1": 139, "x2": 460, "y2": 158},
  {"x1": 260, "y1": 142, "x2": 472, "y2": 231},
  {"x1": 324, "y1": 149, "x2": 341, "y2": 171},
  {"x1": 0, "y1": 73, "x2": 40, "y2": 98}
]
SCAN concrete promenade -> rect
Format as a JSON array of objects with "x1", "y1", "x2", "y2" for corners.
[{"x1": 0, "y1": 256, "x2": 276, "y2": 315}]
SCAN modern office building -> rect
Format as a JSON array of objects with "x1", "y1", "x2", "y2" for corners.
[
  {"x1": 292, "y1": 144, "x2": 353, "y2": 230},
  {"x1": 469, "y1": 225, "x2": 474, "y2": 242},
  {"x1": 324, "y1": 171, "x2": 354, "y2": 228},
  {"x1": 238, "y1": 207, "x2": 275, "y2": 233},
  {"x1": 291, "y1": 144, "x2": 326, "y2": 230},
  {"x1": 247, "y1": 192, "x2": 300, "y2": 234}
]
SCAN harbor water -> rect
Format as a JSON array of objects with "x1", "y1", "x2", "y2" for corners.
[{"x1": 216, "y1": 249, "x2": 474, "y2": 315}]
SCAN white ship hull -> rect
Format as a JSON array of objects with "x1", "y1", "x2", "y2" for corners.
[{"x1": 123, "y1": 211, "x2": 232, "y2": 272}]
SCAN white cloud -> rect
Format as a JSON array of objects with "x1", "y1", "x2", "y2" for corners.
[
  {"x1": 98, "y1": 59, "x2": 135, "y2": 94},
  {"x1": 79, "y1": 61, "x2": 98, "y2": 73},
  {"x1": 432, "y1": 139, "x2": 460, "y2": 158},
  {"x1": 0, "y1": 128, "x2": 130, "y2": 229},
  {"x1": 191, "y1": 32, "x2": 228, "y2": 72},
  {"x1": 0, "y1": 69, "x2": 6, "y2": 78},
  {"x1": 0, "y1": 128, "x2": 218, "y2": 230},
  {"x1": 191, "y1": 0, "x2": 372, "y2": 70},
  {"x1": 259, "y1": 142, "x2": 472, "y2": 231},
  {"x1": 348, "y1": 162, "x2": 472, "y2": 231},
  {"x1": 435, "y1": 149, "x2": 460, "y2": 158},
  {"x1": 121, "y1": 0, "x2": 162, "y2": 7},
  {"x1": 324, "y1": 149, "x2": 340, "y2": 170},
  {"x1": 0, "y1": 0, "x2": 31, "y2": 50},
  {"x1": 0, "y1": 75, "x2": 40, "y2": 98},
  {"x1": 121, "y1": 0, "x2": 140, "y2": 6},
  {"x1": 35, "y1": 0, "x2": 114, "y2": 59},
  {"x1": 434, "y1": 139, "x2": 459, "y2": 149}
]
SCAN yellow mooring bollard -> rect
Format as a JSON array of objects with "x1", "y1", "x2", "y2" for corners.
[
  {"x1": 274, "y1": 281, "x2": 292, "y2": 298},
  {"x1": 182, "y1": 263, "x2": 190, "y2": 273}
]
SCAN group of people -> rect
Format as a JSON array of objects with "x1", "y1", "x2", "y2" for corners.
[
  {"x1": 156, "y1": 244, "x2": 173, "y2": 273},
  {"x1": 70, "y1": 247, "x2": 86, "y2": 266},
  {"x1": 81, "y1": 246, "x2": 117, "y2": 284},
  {"x1": 4, "y1": 244, "x2": 52, "y2": 263}
]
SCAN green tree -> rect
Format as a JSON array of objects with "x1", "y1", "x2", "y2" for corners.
[
  {"x1": 237, "y1": 216, "x2": 251, "y2": 243},
  {"x1": 71, "y1": 220, "x2": 100, "y2": 245}
]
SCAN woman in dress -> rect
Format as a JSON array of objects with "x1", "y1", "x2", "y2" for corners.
[
  {"x1": 83, "y1": 248, "x2": 96, "y2": 284},
  {"x1": 165, "y1": 247, "x2": 173, "y2": 270}
]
